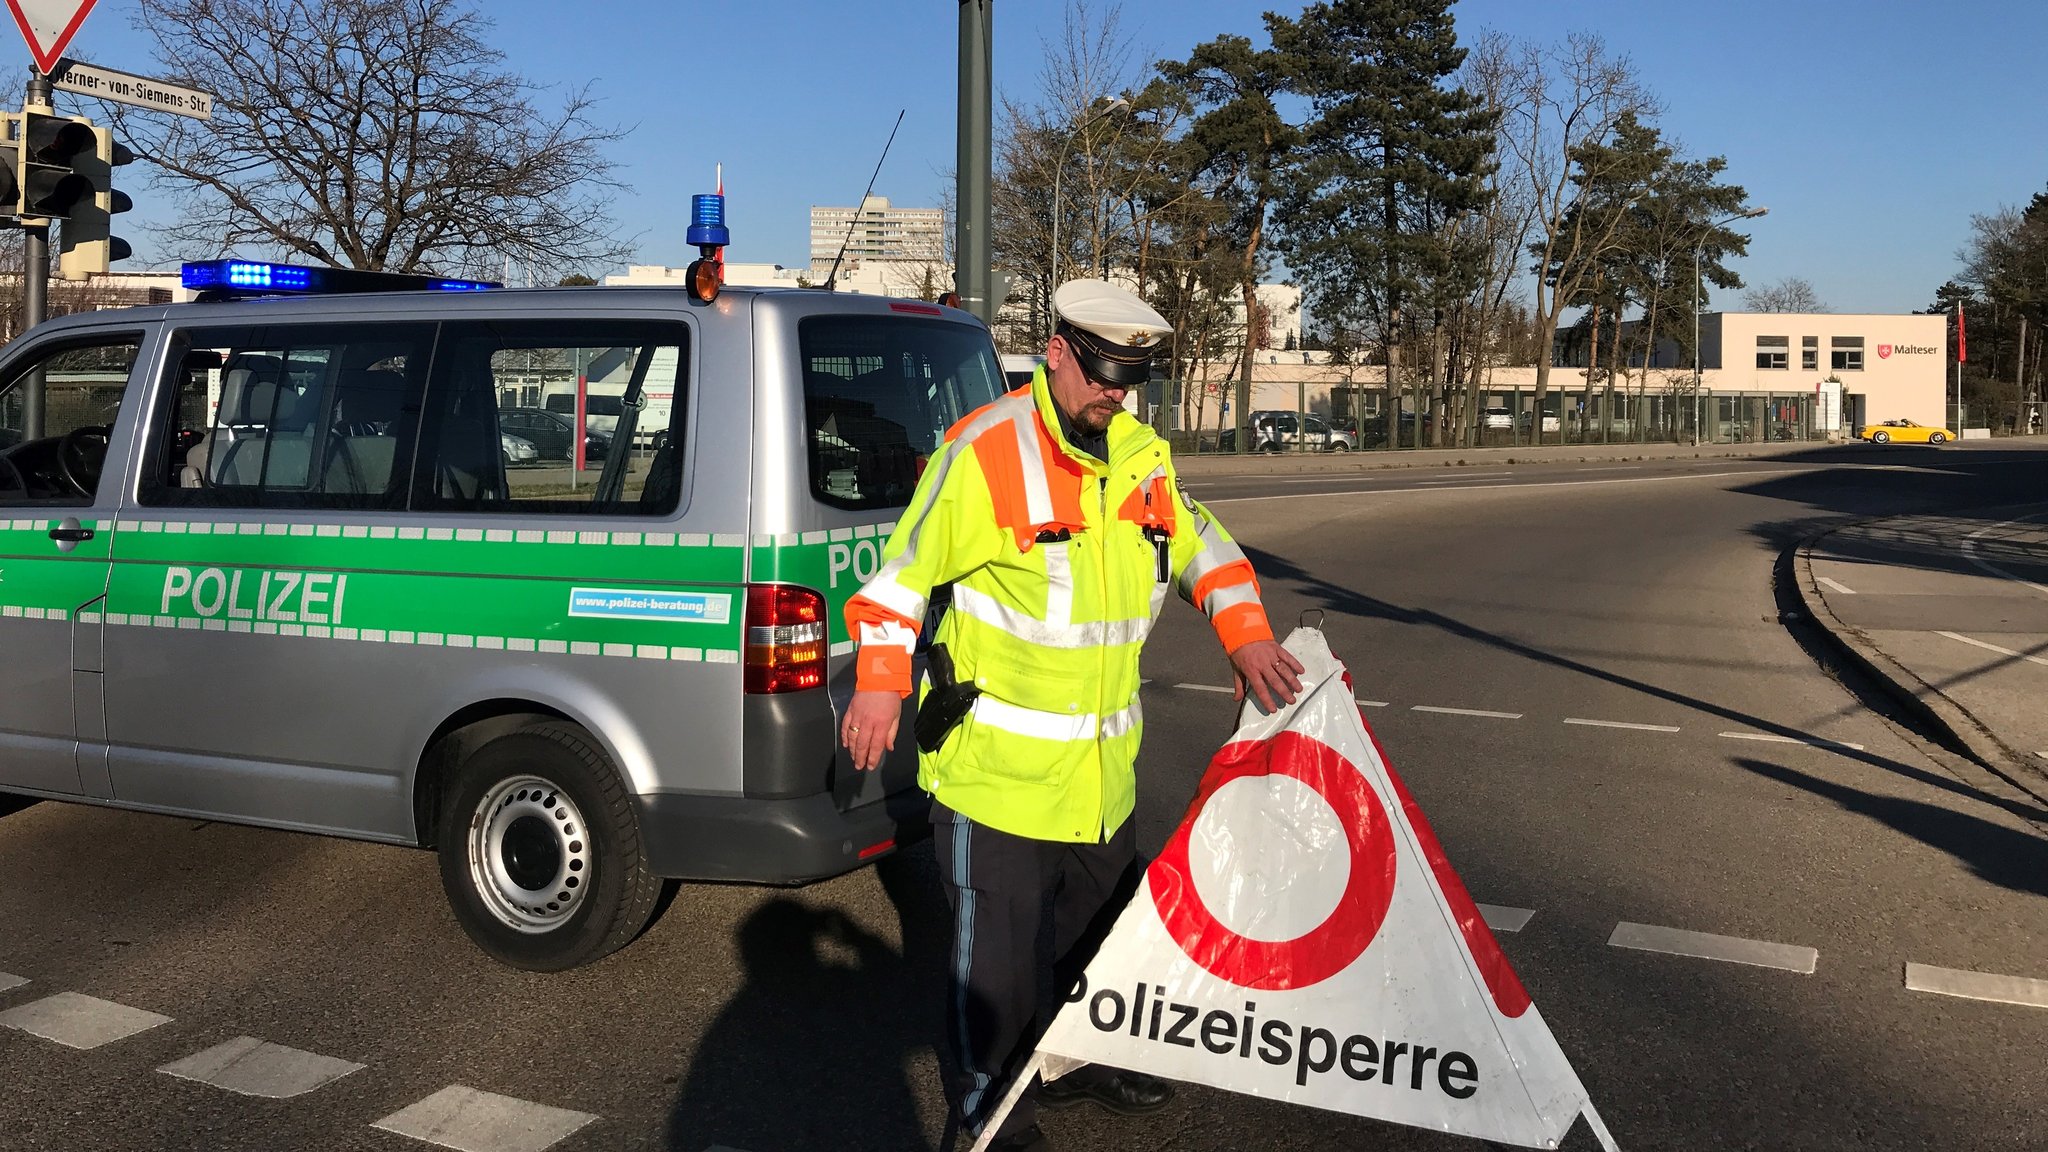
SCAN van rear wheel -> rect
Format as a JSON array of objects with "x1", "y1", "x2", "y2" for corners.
[{"x1": 437, "y1": 722, "x2": 663, "y2": 971}]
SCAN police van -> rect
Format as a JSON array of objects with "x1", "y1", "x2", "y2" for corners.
[{"x1": 0, "y1": 259, "x2": 1003, "y2": 970}]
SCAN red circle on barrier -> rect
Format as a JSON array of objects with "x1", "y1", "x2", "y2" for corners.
[{"x1": 1149, "y1": 730, "x2": 1397, "y2": 990}]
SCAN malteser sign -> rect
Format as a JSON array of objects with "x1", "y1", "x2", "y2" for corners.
[
  {"x1": 1876, "y1": 343, "x2": 1939, "y2": 359},
  {"x1": 52, "y1": 59, "x2": 213, "y2": 120}
]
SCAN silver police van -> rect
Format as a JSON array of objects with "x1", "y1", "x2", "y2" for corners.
[{"x1": 0, "y1": 259, "x2": 1003, "y2": 969}]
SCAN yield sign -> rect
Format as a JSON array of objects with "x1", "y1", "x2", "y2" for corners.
[{"x1": 6, "y1": 0, "x2": 98, "y2": 75}]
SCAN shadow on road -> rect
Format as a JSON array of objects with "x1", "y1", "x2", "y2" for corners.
[
  {"x1": 667, "y1": 851, "x2": 949, "y2": 1152},
  {"x1": 0, "y1": 794, "x2": 37, "y2": 820},
  {"x1": 1731, "y1": 757, "x2": 2048, "y2": 897},
  {"x1": 1239, "y1": 541, "x2": 2048, "y2": 840}
]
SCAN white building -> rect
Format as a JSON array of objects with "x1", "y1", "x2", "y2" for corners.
[{"x1": 809, "y1": 195, "x2": 946, "y2": 264}]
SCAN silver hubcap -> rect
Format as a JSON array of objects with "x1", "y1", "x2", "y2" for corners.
[{"x1": 467, "y1": 774, "x2": 593, "y2": 933}]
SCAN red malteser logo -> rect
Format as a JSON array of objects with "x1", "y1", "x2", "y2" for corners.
[{"x1": 1878, "y1": 344, "x2": 1893, "y2": 359}]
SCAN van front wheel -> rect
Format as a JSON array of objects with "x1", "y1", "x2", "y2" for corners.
[{"x1": 437, "y1": 722, "x2": 663, "y2": 971}]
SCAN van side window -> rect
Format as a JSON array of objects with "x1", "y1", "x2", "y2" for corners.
[
  {"x1": 413, "y1": 320, "x2": 688, "y2": 516},
  {"x1": 797, "y1": 316, "x2": 1004, "y2": 510},
  {"x1": 140, "y1": 323, "x2": 434, "y2": 509},
  {"x1": 0, "y1": 336, "x2": 142, "y2": 506}
]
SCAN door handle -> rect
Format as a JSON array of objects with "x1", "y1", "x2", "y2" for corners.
[{"x1": 48, "y1": 526, "x2": 94, "y2": 543}]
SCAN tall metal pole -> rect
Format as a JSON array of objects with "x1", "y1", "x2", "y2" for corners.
[
  {"x1": 955, "y1": 0, "x2": 993, "y2": 326},
  {"x1": 21, "y1": 69, "x2": 52, "y2": 439},
  {"x1": 1692, "y1": 242, "x2": 1702, "y2": 448}
]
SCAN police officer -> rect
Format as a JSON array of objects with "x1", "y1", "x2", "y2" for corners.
[{"x1": 841, "y1": 280, "x2": 1304, "y2": 1151}]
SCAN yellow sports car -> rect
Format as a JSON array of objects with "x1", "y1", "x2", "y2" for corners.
[{"x1": 1861, "y1": 419, "x2": 1952, "y2": 445}]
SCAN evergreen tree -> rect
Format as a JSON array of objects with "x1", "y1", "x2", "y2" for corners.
[{"x1": 1270, "y1": 0, "x2": 1496, "y2": 449}]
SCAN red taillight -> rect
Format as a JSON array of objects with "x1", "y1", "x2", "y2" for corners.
[
  {"x1": 744, "y1": 584, "x2": 828, "y2": 693},
  {"x1": 891, "y1": 301, "x2": 945, "y2": 316}
]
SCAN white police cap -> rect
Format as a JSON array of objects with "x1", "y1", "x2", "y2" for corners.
[{"x1": 1053, "y1": 279, "x2": 1170, "y2": 387}]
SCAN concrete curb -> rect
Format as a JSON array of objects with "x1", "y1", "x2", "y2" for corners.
[
  {"x1": 1794, "y1": 521, "x2": 2048, "y2": 804},
  {"x1": 1171, "y1": 432, "x2": 2048, "y2": 476},
  {"x1": 1173, "y1": 437, "x2": 1850, "y2": 477}
]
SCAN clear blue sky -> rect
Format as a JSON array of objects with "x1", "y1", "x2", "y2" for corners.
[{"x1": 46, "y1": 0, "x2": 2048, "y2": 314}]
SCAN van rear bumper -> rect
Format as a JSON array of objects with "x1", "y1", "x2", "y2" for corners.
[{"x1": 632, "y1": 788, "x2": 929, "y2": 884}]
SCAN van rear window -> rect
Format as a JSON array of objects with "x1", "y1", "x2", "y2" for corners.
[{"x1": 798, "y1": 317, "x2": 1004, "y2": 510}]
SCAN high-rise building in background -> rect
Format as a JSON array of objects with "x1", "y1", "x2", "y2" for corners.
[{"x1": 808, "y1": 195, "x2": 945, "y2": 264}]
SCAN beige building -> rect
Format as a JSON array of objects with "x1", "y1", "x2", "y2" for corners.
[{"x1": 808, "y1": 195, "x2": 946, "y2": 264}]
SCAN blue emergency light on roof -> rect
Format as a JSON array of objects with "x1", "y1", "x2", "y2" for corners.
[
  {"x1": 181, "y1": 260, "x2": 501, "y2": 299},
  {"x1": 686, "y1": 193, "x2": 729, "y2": 249}
]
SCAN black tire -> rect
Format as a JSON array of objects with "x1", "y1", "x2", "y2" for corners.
[
  {"x1": 1872, "y1": 431, "x2": 1890, "y2": 444},
  {"x1": 1929, "y1": 431, "x2": 1948, "y2": 444},
  {"x1": 437, "y1": 721, "x2": 664, "y2": 971}
]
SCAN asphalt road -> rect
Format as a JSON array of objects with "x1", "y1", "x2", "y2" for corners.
[{"x1": 4, "y1": 441, "x2": 2047, "y2": 1151}]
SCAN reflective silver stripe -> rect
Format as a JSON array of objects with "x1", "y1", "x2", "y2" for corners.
[
  {"x1": 859, "y1": 620, "x2": 917, "y2": 651},
  {"x1": 855, "y1": 577, "x2": 928, "y2": 623},
  {"x1": 1202, "y1": 580, "x2": 1262, "y2": 617},
  {"x1": 1041, "y1": 540, "x2": 1073, "y2": 628},
  {"x1": 972, "y1": 695, "x2": 1096, "y2": 741},
  {"x1": 950, "y1": 584, "x2": 1152, "y2": 649},
  {"x1": 969, "y1": 695, "x2": 1143, "y2": 742},
  {"x1": 1101, "y1": 697, "x2": 1143, "y2": 740},
  {"x1": 1177, "y1": 531, "x2": 1252, "y2": 599},
  {"x1": 1012, "y1": 410, "x2": 1055, "y2": 526}
]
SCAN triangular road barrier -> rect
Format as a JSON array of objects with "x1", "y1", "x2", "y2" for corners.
[{"x1": 973, "y1": 627, "x2": 1617, "y2": 1151}]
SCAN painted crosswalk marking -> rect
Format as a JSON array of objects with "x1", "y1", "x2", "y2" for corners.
[
  {"x1": 1904, "y1": 962, "x2": 2048, "y2": 1009},
  {"x1": 1476, "y1": 904, "x2": 1535, "y2": 933},
  {"x1": 1607, "y1": 922, "x2": 1817, "y2": 974},
  {"x1": 374, "y1": 1084, "x2": 598, "y2": 1152},
  {"x1": 159, "y1": 1035, "x2": 365, "y2": 1099},
  {"x1": 0, "y1": 971, "x2": 24, "y2": 994},
  {"x1": 0, "y1": 992, "x2": 172, "y2": 1049}
]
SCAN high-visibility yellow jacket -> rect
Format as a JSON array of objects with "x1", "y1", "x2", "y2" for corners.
[{"x1": 845, "y1": 369, "x2": 1272, "y2": 844}]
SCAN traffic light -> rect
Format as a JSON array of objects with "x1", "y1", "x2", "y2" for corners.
[
  {"x1": 0, "y1": 113, "x2": 20, "y2": 217},
  {"x1": 17, "y1": 107, "x2": 94, "y2": 220},
  {"x1": 58, "y1": 125, "x2": 133, "y2": 280}
]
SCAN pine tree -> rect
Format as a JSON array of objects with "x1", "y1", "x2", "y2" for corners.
[{"x1": 1270, "y1": 0, "x2": 1496, "y2": 449}]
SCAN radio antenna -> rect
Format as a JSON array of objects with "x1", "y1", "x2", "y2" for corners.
[{"x1": 823, "y1": 109, "x2": 906, "y2": 291}]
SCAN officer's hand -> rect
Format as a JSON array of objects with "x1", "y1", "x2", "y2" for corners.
[
  {"x1": 1230, "y1": 639, "x2": 1306, "y2": 713},
  {"x1": 842, "y1": 690, "x2": 901, "y2": 772}
]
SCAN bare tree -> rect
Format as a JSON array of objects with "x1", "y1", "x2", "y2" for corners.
[
  {"x1": 117, "y1": 0, "x2": 632, "y2": 278},
  {"x1": 1743, "y1": 276, "x2": 1827, "y2": 313},
  {"x1": 1497, "y1": 33, "x2": 1658, "y2": 443}
]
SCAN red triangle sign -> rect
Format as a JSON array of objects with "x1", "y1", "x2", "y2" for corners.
[{"x1": 6, "y1": 0, "x2": 98, "y2": 76}]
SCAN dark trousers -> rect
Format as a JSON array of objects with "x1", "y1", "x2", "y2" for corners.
[{"x1": 933, "y1": 801, "x2": 1138, "y2": 1141}]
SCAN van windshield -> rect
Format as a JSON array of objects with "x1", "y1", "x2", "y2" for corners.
[{"x1": 799, "y1": 316, "x2": 1004, "y2": 510}]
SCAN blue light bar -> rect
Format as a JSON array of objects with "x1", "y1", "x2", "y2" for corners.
[{"x1": 182, "y1": 260, "x2": 501, "y2": 298}]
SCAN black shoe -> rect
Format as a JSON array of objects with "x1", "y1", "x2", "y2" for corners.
[
  {"x1": 1035, "y1": 1069, "x2": 1175, "y2": 1116},
  {"x1": 984, "y1": 1123, "x2": 1048, "y2": 1152}
]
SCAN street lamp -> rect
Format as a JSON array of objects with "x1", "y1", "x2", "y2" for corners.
[
  {"x1": 1693, "y1": 205, "x2": 1769, "y2": 446},
  {"x1": 1049, "y1": 96, "x2": 1129, "y2": 292}
]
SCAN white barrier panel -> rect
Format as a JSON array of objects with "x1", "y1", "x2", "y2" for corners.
[{"x1": 979, "y1": 627, "x2": 1616, "y2": 1151}]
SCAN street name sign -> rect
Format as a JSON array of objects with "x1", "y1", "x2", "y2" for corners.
[
  {"x1": 6, "y1": 0, "x2": 97, "y2": 75},
  {"x1": 52, "y1": 59, "x2": 213, "y2": 120}
]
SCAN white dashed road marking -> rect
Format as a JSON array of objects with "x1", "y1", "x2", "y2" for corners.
[
  {"x1": 1357, "y1": 699, "x2": 1390, "y2": 708},
  {"x1": 1411, "y1": 705, "x2": 1522, "y2": 720},
  {"x1": 0, "y1": 971, "x2": 24, "y2": 994},
  {"x1": 1477, "y1": 904, "x2": 1535, "y2": 933},
  {"x1": 1934, "y1": 630, "x2": 2048, "y2": 667},
  {"x1": 159, "y1": 1035, "x2": 366, "y2": 1099},
  {"x1": 1608, "y1": 922, "x2": 1818, "y2": 974},
  {"x1": 1905, "y1": 962, "x2": 2048, "y2": 1009},
  {"x1": 0, "y1": 992, "x2": 172, "y2": 1049},
  {"x1": 1564, "y1": 717, "x2": 1682, "y2": 733},
  {"x1": 1718, "y1": 731, "x2": 1865, "y2": 751},
  {"x1": 1175, "y1": 683, "x2": 1234, "y2": 694},
  {"x1": 1816, "y1": 576, "x2": 1857, "y2": 595},
  {"x1": 374, "y1": 1084, "x2": 598, "y2": 1152}
]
